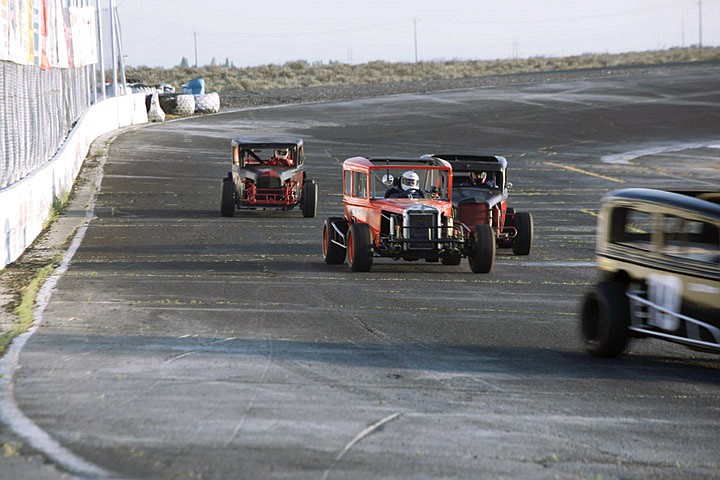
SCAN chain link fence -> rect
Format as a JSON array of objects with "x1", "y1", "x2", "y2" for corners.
[{"x1": 0, "y1": 61, "x2": 93, "y2": 189}]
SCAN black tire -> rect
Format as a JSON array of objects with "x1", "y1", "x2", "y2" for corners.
[
  {"x1": 302, "y1": 180, "x2": 318, "y2": 218},
  {"x1": 580, "y1": 281, "x2": 630, "y2": 358},
  {"x1": 347, "y1": 223, "x2": 373, "y2": 272},
  {"x1": 322, "y1": 217, "x2": 346, "y2": 265},
  {"x1": 220, "y1": 178, "x2": 235, "y2": 217},
  {"x1": 468, "y1": 224, "x2": 495, "y2": 273},
  {"x1": 512, "y1": 211, "x2": 533, "y2": 256}
]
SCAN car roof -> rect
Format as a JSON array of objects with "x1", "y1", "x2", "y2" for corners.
[
  {"x1": 426, "y1": 154, "x2": 507, "y2": 172},
  {"x1": 231, "y1": 137, "x2": 303, "y2": 148},
  {"x1": 344, "y1": 156, "x2": 451, "y2": 169},
  {"x1": 605, "y1": 188, "x2": 720, "y2": 221}
]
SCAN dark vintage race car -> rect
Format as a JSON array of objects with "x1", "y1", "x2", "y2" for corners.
[
  {"x1": 322, "y1": 156, "x2": 495, "y2": 273},
  {"x1": 580, "y1": 188, "x2": 720, "y2": 357},
  {"x1": 220, "y1": 137, "x2": 317, "y2": 217},
  {"x1": 425, "y1": 154, "x2": 533, "y2": 261}
]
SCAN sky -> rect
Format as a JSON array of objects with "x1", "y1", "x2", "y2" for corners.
[{"x1": 115, "y1": 0, "x2": 719, "y2": 68}]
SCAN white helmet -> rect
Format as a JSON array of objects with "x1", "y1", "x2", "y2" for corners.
[
  {"x1": 400, "y1": 171, "x2": 420, "y2": 191},
  {"x1": 274, "y1": 148, "x2": 289, "y2": 159}
]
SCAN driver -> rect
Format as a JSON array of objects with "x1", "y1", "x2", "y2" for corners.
[
  {"x1": 269, "y1": 148, "x2": 293, "y2": 166},
  {"x1": 463, "y1": 171, "x2": 495, "y2": 188},
  {"x1": 386, "y1": 171, "x2": 424, "y2": 198}
]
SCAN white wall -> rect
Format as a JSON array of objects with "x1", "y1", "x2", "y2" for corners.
[{"x1": 1, "y1": 94, "x2": 148, "y2": 269}]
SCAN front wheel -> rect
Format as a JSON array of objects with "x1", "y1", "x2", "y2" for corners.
[
  {"x1": 301, "y1": 180, "x2": 318, "y2": 218},
  {"x1": 580, "y1": 281, "x2": 630, "y2": 358},
  {"x1": 468, "y1": 224, "x2": 495, "y2": 273},
  {"x1": 220, "y1": 178, "x2": 235, "y2": 217},
  {"x1": 347, "y1": 223, "x2": 373, "y2": 272},
  {"x1": 322, "y1": 217, "x2": 347, "y2": 265},
  {"x1": 512, "y1": 211, "x2": 533, "y2": 255}
]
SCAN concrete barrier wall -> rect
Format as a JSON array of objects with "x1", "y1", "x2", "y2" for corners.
[{"x1": 1, "y1": 94, "x2": 148, "y2": 270}]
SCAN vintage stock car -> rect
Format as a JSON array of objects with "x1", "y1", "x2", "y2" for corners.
[
  {"x1": 426, "y1": 154, "x2": 533, "y2": 258},
  {"x1": 322, "y1": 156, "x2": 495, "y2": 273},
  {"x1": 580, "y1": 188, "x2": 720, "y2": 357},
  {"x1": 220, "y1": 137, "x2": 317, "y2": 217}
]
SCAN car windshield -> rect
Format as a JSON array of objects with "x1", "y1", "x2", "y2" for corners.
[
  {"x1": 369, "y1": 166, "x2": 450, "y2": 200},
  {"x1": 241, "y1": 145, "x2": 296, "y2": 165}
]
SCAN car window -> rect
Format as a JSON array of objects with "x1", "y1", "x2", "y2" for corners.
[
  {"x1": 344, "y1": 171, "x2": 352, "y2": 196},
  {"x1": 352, "y1": 172, "x2": 368, "y2": 198},
  {"x1": 610, "y1": 207, "x2": 653, "y2": 251},
  {"x1": 661, "y1": 215, "x2": 720, "y2": 264}
]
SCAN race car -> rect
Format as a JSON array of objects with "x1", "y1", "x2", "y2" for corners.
[
  {"x1": 425, "y1": 154, "x2": 533, "y2": 259},
  {"x1": 220, "y1": 137, "x2": 317, "y2": 217},
  {"x1": 322, "y1": 156, "x2": 495, "y2": 273},
  {"x1": 580, "y1": 188, "x2": 720, "y2": 358}
]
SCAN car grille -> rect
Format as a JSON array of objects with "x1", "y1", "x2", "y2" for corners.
[
  {"x1": 405, "y1": 212, "x2": 437, "y2": 250},
  {"x1": 256, "y1": 176, "x2": 282, "y2": 189}
]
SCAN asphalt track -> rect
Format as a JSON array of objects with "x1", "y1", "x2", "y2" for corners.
[{"x1": 5, "y1": 64, "x2": 720, "y2": 479}]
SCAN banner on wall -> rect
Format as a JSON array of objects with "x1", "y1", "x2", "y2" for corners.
[
  {"x1": 0, "y1": 0, "x2": 32, "y2": 64},
  {"x1": 1, "y1": 0, "x2": 95, "y2": 69},
  {"x1": 70, "y1": 6, "x2": 96, "y2": 67}
]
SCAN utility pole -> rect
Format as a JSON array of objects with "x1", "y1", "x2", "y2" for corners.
[
  {"x1": 413, "y1": 18, "x2": 418, "y2": 63},
  {"x1": 698, "y1": 0, "x2": 703, "y2": 49},
  {"x1": 194, "y1": 31, "x2": 198, "y2": 67}
]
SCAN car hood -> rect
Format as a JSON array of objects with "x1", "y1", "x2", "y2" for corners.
[
  {"x1": 244, "y1": 166, "x2": 298, "y2": 182},
  {"x1": 452, "y1": 187, "x2": 504, "y2": 207},
  {"x1": 373, "y1": 198, "x2": 452, "y2": 216}
]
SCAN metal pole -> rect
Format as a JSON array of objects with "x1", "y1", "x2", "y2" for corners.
[
  {"x1": 413, "y1": 18, "x2": 418, "y2": 63},
  {"x1": 96, "y1": 0, "x2": 106, "y2": 99},
  {"x1": 109, "y1": 0, "x2": 118, "y2": 95},
  {"x1": 194, "y1": 31, "x2": 198, "y2": 67},
  {"x1": 698, "y1": 0, "x2": 703, "y2": 49},
  {"x1": 114, "y1": 2, "x2": 127, "y2": 90}
]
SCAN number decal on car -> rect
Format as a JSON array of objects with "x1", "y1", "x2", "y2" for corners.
[{"x1": 647, "y1": 274, "x2": 682, "y2": 331}]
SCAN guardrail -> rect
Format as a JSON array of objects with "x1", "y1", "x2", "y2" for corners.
[{"x1": 0, "y1": 94, "x2": 148, "y2": 270}]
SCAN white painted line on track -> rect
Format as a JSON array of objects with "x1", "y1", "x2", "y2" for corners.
[
  {"x1": 601, "y1": 140, "x2": 720, "y2": 164},
  {"x1": 0, "y1": 138, "x2": 115, "y2": 479}
]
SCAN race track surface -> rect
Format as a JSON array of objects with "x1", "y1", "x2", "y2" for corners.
[{"x1": 9, "y1": 64, "x2": 720, "y2": 479}]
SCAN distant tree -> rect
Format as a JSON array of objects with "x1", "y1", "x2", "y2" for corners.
[
  {"x1": 180, "y1": 56, "x2": 190, "y2": 68},
  {"x1": 210, "y1": 57, "x2": 217, "y2": 67},
  {"x1": 223, "y1": 57, "x2": 230, "y2": 68}
]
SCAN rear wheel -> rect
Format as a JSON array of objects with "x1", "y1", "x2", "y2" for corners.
[
  {"x1": 347, "y1": 223, "x2": 373, "y2": 272},
  {"x1": 302, "y1": 180, "x2": 318, "y2": 218},
  {"x1": 468, "y1": 224, "x2": 495, "y2": 273},
  {"x1": 220, "y1": 178, "x2": 235, "y2": 217},
  {"x1": 322, "y1": 217, "x2": 347, "y2": 265},
  {"x1": 512, "y1": 211, "x2": 533, "y2": 255},
  {"x1": 580, "y1": 281, "x2": 630, "y2": 358}
]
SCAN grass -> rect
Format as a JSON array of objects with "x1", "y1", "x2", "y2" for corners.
[
  {"x1": 126, "y1": 46, "x2": 720, "y2": 94},
  {"x1": 0, "y1": 258, "x2": 60, "y2": 356}
]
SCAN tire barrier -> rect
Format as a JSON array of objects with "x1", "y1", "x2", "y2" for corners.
[
  {"x1": 175, "y1": 94, "x2": 196, "y2": 116},
  {"x1": 148, "y1": 92, "x2": 221, "y2": 116},
  {"x1": 194, "y1": 92, "x2": 220, "y2": 114}
]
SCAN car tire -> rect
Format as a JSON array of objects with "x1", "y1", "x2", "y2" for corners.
[
  {"x1": 347, "y1": 223, "x2": 373, "y2": 272},
  {"x1": 322, "y1": 217, "x2": 347, "y2": 265},
  {"x1": 175, "y1": 94, "x2": 196, "y2": 116},
  {"x1": 580, "y1": 280, "x2": 630, "y2": 358},
  {"x1": 468, "y1": 224, "x2": 495, "y2": 273},
  {"x1": 220, "y1": 178, "x2": 235, "y2": 217},
  {"x1": 512, "y1": 211, "x2": 533, "y2": 256},
  {"x1": 302, "y1": 180, "x2": 318, "y2": 218}
]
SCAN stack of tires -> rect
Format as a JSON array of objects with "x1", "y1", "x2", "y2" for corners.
[
  {"x1": 147, "y1": 92, "x2": 221, "y2": 117},
  {"x1": 194, "y1": 92, "x2": 221, "y2": 114}
]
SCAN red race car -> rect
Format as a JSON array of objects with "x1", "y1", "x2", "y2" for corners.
[
  {"x1": 426, "y1": 154, "x2": 533, "y2": 259},
  {"x1": 220, "y1": 137, "x2": 317, "y2": 217},
  {"x1": 322, "y1": 156, "x2": 495, "y2": 273}
]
